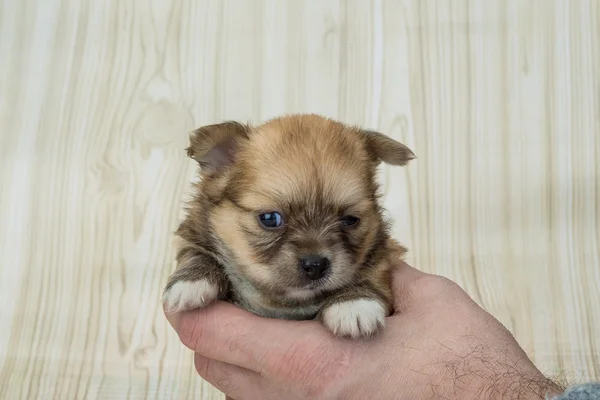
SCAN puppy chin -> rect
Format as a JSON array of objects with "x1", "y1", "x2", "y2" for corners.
[
  {"x1": 285, "y1": 287, "x2": 321, "y2": 301},
  {"x1": 284, "y1": 270, "x2": 355, "y2": 301}
]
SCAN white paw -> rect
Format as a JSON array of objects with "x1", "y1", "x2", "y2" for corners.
[
  {"x1": 162, "y1": 279, "x2": 219, "y2": 313},
  {"x1": 322, "y1": 298, "x2": 386, "y2": 339}
]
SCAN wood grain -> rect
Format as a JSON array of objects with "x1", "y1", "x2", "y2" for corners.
[{"x1": 1, "y1": 0, "x2": 598, "y2": 398}]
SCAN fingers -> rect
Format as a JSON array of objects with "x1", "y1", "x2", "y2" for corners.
[
  {"x1": 194, "y1": 353, "x2": 263, "y2": 399},
  {"x1": 390, "y1": 261, "x2": 429, "y2": 313},
  {"x1": 165, "y1": 300, "x2": 327, "y2": 374}
]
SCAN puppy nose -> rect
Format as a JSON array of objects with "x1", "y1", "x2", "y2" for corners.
[{"x1": 299, "y1": 255, "x2": 330, "y2": 280}]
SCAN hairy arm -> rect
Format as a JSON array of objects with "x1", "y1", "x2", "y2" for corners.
[
  {"x1": 430, "y1": 340, "x2": 564, "y2": 399},
  {"x1": 165, "y1": 261, "x2": 594, "y2": 400}
]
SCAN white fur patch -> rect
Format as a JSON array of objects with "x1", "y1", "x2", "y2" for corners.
[
  {"x1": 162, "y1": 279, "x2": 218, "y2": 313},
  {"x1": 286, "y1": 287, "x2": 319, "y2": 301},
  {"x1": 322, "y1": 298, "x2": 386, "y2": 339}
]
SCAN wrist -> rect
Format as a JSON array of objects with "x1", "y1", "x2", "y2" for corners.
[
  {"x1": 473, "y1": 371, "x2": 563, "y2": 399},
  {"x1": 434, "y1": 351, "x2": 564, "y2": 400}
]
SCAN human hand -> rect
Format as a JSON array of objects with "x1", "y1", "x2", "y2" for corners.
[{"x1": 164, "y1": 262, "x2": 563, "y2": 400}]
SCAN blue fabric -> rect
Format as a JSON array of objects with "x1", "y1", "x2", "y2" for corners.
[{"x1": 550, "y1": 383, "x2": 600, "y2": 400}]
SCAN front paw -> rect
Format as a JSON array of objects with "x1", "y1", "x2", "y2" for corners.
[
  {"x1": 321, "y1": 298, "x2": 386, "y2": 339},
  {"x1": 162, "y1": 279, "x2": 219, "y2": 313}
]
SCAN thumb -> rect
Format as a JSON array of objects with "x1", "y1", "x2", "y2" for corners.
[{"x1": 165, "y1": 300, "x2": 327, "y2": 374}]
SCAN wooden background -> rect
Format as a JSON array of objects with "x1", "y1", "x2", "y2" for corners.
[{"x1": 1, "y1": 0, "x2": 598, "y2": 398}]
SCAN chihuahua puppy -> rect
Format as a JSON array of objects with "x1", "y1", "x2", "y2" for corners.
[{"x1": 163, "y1": 114, "x2": 414, "y2": 338}]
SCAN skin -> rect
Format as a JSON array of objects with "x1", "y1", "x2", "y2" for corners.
[{"x1": 164, "y1": 261, "x2": 563, "y2": 400}]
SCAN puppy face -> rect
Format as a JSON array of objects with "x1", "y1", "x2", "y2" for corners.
[{"x1": 189, "y1": 115, "x2": 413, "y2": 302}]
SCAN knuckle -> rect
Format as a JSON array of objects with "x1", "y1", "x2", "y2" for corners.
[
  {"x1": 215, "y1": 371, "x2": 237, "y2": 394},
  {"x1": 413, "y1": 274, "x2": 464, "y2": 300},
  {"x1": 302, "y1": 346, "x2": 353, "y2": 398},
  {"x1": 178, "y1": 312, "x2": 207, "y2": 352},
  {"x1": 263, "y1": 342, "x2": 310, "y2": 379},
  {"x1": 194, "y1": 355, "x2": 210, "y2": 378},
  {"x1": 196, "y1": 357, "x2": 237, "y2": 394},
  {"x1": 272, "y1": 338, "x2": 348, "y2": 397}
]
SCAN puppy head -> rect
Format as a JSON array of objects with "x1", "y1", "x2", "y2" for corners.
[{"x1": 188, "y1": 115, "x2": 414, "y2": 301}]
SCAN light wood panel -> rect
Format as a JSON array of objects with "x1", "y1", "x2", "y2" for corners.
[{"x1": 1, "y1": 0, "x2": 598, "y2": 398}]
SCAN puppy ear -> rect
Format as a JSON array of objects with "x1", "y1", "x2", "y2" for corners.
[
  {"x1": 361, "y1": 130, "x2": 415, "y2": 166},
  {"x1": 186, "y1": 121, "x2": 249, "y2": 174}
]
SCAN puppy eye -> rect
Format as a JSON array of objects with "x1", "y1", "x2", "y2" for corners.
[
  {"x1": 340, "y1": 215, "x2": 360, "y2": 227},
  {"x1": 258, "y1": 212, "x2": 283, "y2": 229}
]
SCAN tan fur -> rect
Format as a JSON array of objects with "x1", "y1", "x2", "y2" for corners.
[{"x1": 164, "y1": 114, "x2": 413, "y2": 333}]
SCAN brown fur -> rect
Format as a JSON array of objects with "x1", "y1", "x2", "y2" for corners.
[{"x1": 165, "y1": 114, "x2": 413, "y2": 328}]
